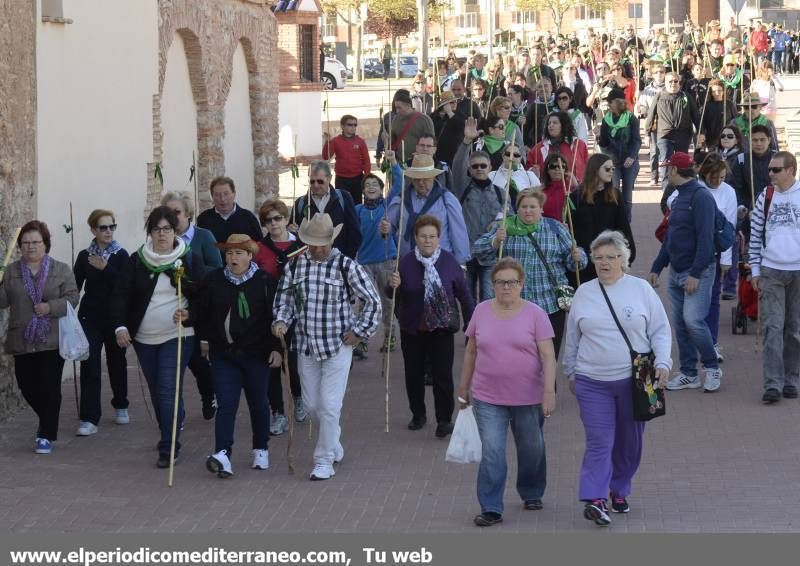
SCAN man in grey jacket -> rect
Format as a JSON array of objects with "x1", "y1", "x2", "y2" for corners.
[{"x1": 644, "y1": 72, "x2": 699, "y2": 188}]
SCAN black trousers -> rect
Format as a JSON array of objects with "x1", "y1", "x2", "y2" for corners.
[
  {"x1": 400, "y1": 329, "x2": 455, "y2": 424},
  {"x1": 187, "y1": 342, "x2": 214, "y2": 404},
  {"x1": 548, "y1": 309, "x2": 566, "y2": 360},
  {"x1": 15, "y1": 350, "x2": 65, "y2": 441},
  {"x1": 335, "y1": 174, "x2": 364, "y2": 205},
  {"x1": 268, "y1": 349, "x2": 301, "y2": 414},
  {"x1": 79, "y1": 320, "x2": 128, "y2": 424}
]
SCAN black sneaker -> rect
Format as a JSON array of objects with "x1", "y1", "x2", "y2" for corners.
[
  {"x1": 524, "y1": 499, "x2": 543, "y2": 511},
  {"x1": 202, "y1": 396, "x2": 217, "y2": 420},
  {"x1": 584, "y1": 499, "x2": 611, "y2": 526},
  {"x1": 610, "y1": 495, "x2": 630, "y2": 513},
  {"x1": 407, "y1": 415, "x2": 426, "y2": 430},
  {"x1": 763, "y1": 389, "x2": 781, "y2": 404},
  {"x1": 473, "y1": 512, "x2": 503, "y2": 527},
  {"x1": 783, "y1": 385, "x2": 798, "y2": 399},
  {"x1": 722, "y1": 292, "x2": 736, "y2": 301},
  {"x1": 157, "y1": 453, "x2": 179, "y2": 469},
  {"x1": 435, "y1": 422, "x2": 453, "y2": 438}
]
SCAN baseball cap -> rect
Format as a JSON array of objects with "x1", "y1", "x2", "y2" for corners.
[{"x1": 661, "y1": 152, "x2": 693, "y2": 169}]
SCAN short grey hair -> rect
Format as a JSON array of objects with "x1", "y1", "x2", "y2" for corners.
[
  {"x1": 308, "y1": 160, "x2": 332, "y2": 178},
  {"x1": 161, "y1": 190, "x2": 195, "y2": 221},
  {"x1": 590, "y1": 230, "x2": 631, "y2": 272}
]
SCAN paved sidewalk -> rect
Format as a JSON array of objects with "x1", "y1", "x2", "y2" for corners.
[{"x1": 2, "y1": 188, "x2": 799, "y2": 534}]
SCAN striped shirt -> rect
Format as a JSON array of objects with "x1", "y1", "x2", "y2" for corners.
[
  {"x1": 273, "y1": 248, "x2": 381, "y2": 360},
  {"x1": 472, "y1": 217, "x2": 587, "y2": 314}
]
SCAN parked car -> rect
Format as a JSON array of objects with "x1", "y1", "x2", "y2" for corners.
[
  {"x1": 322, "y1": 57, "x2": 347, "y2": 90},
  {"x1": 361, "y1": 56, "x2": 419, "y2": 79},
  {"x1": 398, "y1": 56, "x2": 419, "y2": 78}
]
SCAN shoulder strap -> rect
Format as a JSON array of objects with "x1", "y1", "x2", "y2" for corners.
[
  {"x1": 391, "y1": 113, "x2": 422, "y2": 151},
  {"x1": 526, "y1": 233, "x2": 558, "y2": 289},
  {"x1": 599, "y1": 283, "x2": 634, "y2": 353}
]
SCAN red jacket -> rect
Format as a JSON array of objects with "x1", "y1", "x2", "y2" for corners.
[
  {"x1": 526, "y1": 138, "x2": 589, "y2": 184},
  {"x1": 751, "y1": 30, "x2": 769, "y2": 54},
  {"x1": 322, "y1": 134, "x2": 371, "y2": 178}
]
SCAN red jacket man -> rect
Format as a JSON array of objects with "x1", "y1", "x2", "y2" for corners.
[{"x1": 322, "y1": 114, "x2": 371, "y2": 204}]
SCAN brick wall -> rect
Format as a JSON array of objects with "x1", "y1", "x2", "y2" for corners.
[
  {"x1": 0, "y1": 0, "x2": 37, "y2": 418},
  {"x1": 276, "y1": 12, "x2": 323, "y2": 93},
  {"x1": 153, "y1": 0, "x2": 281, "y2": 210}
]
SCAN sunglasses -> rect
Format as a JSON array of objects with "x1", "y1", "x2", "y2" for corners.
[
  {"x1": 505, "y1": 152, "x2": 522, "y2": 158},
  {"x1": 309, "y1": 179, "x2": 327, "y2": 185},
  {"x1": 769, "y1": 167, "x2": 785, "y2": 173},
  {"x1": 264, "y1": 215, "x2": 284, "y2": 223},
  {"x1": 345, "y1": 122, "x2": 358, "y2": 127},
  {"x1": 720, "y1": 133, "x2": 736, "y2": 139},
  {"x1": 470, "y1": 163, "x2": 490, "y2": 170},
  {"x1": 96, "y1": 224, "x2": 117, "y2": 232},
  {"x1": 547, "y1": 162, "x2": 566, "y2": 170}
]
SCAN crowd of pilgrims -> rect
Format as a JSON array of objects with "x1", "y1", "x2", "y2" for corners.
[{"x1": 1, "y1": 18, "x2": 794, "y2": 529}]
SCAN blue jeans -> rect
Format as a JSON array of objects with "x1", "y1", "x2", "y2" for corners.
[
  {"x1": 773, "y1": 50, "x2": 784, "y2": 73},
  {"x1": 134, "y1": 337, "x2": 194, "y2": 455},
  {"x1": 613, "y1": 160, "x2": 640, "y2": 224},
  {"x1": 466, "y1": 258, "x2": 494, "y2": 302},
  {"x1": 704, "y1": 260, "x2": 722, "y2": 344},
  {"x1": 656, "y1": 138, "x2": 677, "y2": 188},
  {"x1": 667, "y1": 264, "x2": 718, "y2": 377},
  {"x1": 648, "y1": 132, "x2": 660, "y2": 182},
  {"x1": 472, "y1": 399, "x2": 546, "y2": 514},
  {"x1": 210, "y1": 350, "x2": 270, "y2": 454}
]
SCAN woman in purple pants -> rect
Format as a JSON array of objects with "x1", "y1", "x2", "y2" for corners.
[{"x1": 563, "y1": 230, "x2": 672, "y2": 526}]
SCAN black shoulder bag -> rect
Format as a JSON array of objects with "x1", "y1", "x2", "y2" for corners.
[
  {"x1": 527, "y1": 234, "x2": 575, "y2": 311},
  {"x1": 599, "y1": 283, "x2": 665, "y2": 421}
]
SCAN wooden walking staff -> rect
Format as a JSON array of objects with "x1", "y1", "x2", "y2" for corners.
[
  {"x1": 498, "y1": 135, "x2": 517, "y2": 259},
  {"x1": 279, "y1": 336, "x2": 295, "y2": 474},
  {"x1": 0, "y1": 227, "x2": 22, "y2": 283},
  {"x1": 557, "y1": 144, "x2": 581, "y2": 286},
  {"x1": 382, "y1": 151, "x2": 407, "y2": 433},
  {"x1": 167, "y1": 262, "x2": 186, "y2": 487},
  {"x1": 66, "y1": 203, "x2": 80, "y2": 414}
]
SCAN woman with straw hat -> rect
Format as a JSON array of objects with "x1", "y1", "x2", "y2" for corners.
[{"x1": 187, "y1": 234, "x2": 283, "y2": 478}]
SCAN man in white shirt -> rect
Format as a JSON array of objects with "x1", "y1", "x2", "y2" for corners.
[{"x1": 749, "y1": 151, "x2": 800, "y2": 404}]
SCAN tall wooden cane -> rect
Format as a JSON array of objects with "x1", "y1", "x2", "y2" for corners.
[
  {"x1": 279, "y1": 336, "x2": 295, "y2": 474},
  {"x1": 167, "y1": 264, "x2": 185, "y2": 487},
  {"x1": 498, "y1": 136, "x2": 517, "y2": 259},
  {"x1": 382, "y1": 160, "x2": 406, "y2": 433},
  {"x1": 558, "y1": 144, "x2": 581, "y2": 286}
]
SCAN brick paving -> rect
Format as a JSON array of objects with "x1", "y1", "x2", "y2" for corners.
[{"x1": 3, "y1": 145, "x2": 800, "y2": 535}]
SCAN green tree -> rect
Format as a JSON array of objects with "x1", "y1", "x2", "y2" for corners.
[{"x1": 515, "y1": 0, "x2": 617, "y2": 39}]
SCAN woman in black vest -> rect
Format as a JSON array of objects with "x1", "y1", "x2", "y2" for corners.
[{"x1": 189, "y1": 234, "x2": 282, "y2": 478}]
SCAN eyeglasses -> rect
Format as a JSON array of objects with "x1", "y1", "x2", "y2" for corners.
[
  {"x1": 591, "y1": 254, "x2": 622, "y2": 263},
  {"x1": 720, "y1": 133, "x2": 736, "y2": 139},
  {"x1": 264, "y1": 215, "x2": 284, "y2": 224},
  {"x1": 547, "y1": 162, "x2": 566, "y2": 170},
  {"x1": 493, "y1": 279, "x2": 521, "y2": 288},
  {"x1": 505, "y1": 152, "x2": 521, "y2": 158},
  {"x1": 492, "y1": 123, "x2": 505, "y2": 129},
  {"x1": 470, "y1": 163, "x2": 489, "y2": 169},
  {"x1": 96, "y1": 224, "x2": 117, "y2": 232},
  {"x1": 20, "y1": 240, "x2": 43, "y2": 247},
  {"x1": 769, "y1": 167, "x2": 785, "y2": 174},
  {"x1": 309, "y1": 179, "x2": 327, "y2": 185},
  {"x1": 151, "y1": 225, "x2": 174, "y2": 234},
  {"x1": 557, "y1": 95, "x2": 570, "y2": 101}
]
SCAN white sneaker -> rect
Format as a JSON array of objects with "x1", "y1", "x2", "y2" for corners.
[
  {"x1": 252, "y1": 449, "x2": 269, "y2": 470},
  {"x1": 714, "y1": 344, "x2": 724, "y2": 363},
  {"x1": 293, "y1": 397, "x2": 308, "y2": 422},
  {"x1": 76, "y1": 421, "x2": 98, "y2": 436},
  {"x1": 334, "y1": 445, "x2": 344, "y2": 465},
  {"x1": 666, "y1": 372, "x2": 702, "y2": 390},
  {"x1": 115, "y1": 409, "x2": 130, "y2": 425},
  {"x1": 309, "y1": 463, "x2": 335, "y2": 481},
  {"x1": 704, "y1": 368, "x2": 722, "y2": 393},
  {"x1": 206, "y1": 450, "x2": 233, "y2": 478},
  {"x1": 270, "y1": 412, "x2": 289, "y2": 435}
]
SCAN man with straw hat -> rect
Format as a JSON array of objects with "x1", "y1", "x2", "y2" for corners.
[
  {"x1": 381, "y1": 154, "x2": 470, "y2": 264},
  {"x1": 272, "y1": 213, "x2": 381, "y2": 481},
  {"x1": 732, "y1": 92, "x2": 778, "y2": 151}
]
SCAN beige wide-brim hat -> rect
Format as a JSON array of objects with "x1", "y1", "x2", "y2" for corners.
[
  {"x1": 404, "y1": 154, "x2": 443, "y2": 179},
  {"x1": 738, "y1": 92, "x2": 767, "y2": 108},
  {"x1": 436, "y1": 91, "x2": 457, "y2": 109},
  {"x1": 215, "y1": 233, "x2": 259, "y2": 255},
  {"x1": 298, "y1": 212, "x2": 343, "y2": 246}
]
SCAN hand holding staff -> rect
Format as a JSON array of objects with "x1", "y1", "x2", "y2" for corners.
[{"x1": 0, "y1": 227, "x2": 22, "y2": 284}]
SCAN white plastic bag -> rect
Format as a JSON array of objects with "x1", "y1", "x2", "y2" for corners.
[
  {"x1": 59, "y1": 302, "x2": 90, "y2": 361},
  {"x1": 445, "y1": 406, "x2": 482, "y2": 464}
]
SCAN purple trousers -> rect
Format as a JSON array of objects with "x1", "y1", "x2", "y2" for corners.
[{"x1": 574, "y1": 375, "x2": 645, "y2": 501}]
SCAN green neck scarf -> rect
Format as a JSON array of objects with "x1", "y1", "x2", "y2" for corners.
[
  {"x1": 504, "y1": 121, "x2": 517, "y2": 140},
  {"x1": 719, "y1": 68, "x2": 742, "y2": 90},
  {"x1": 237, "y1": 290, "x2": 251, "y2": 319},
  {"x1": 735, "y1": 113, "x2": 767, "y2": 135},
  {"x1": 482, "y1": 134, "x2": 505, "y2": 154},
  {"x1": 504, "y1": 215, "x2": 541, "y2": 236},
  {"x1": 603, "y1": 110, "x2": 631, "y2": 138}
]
